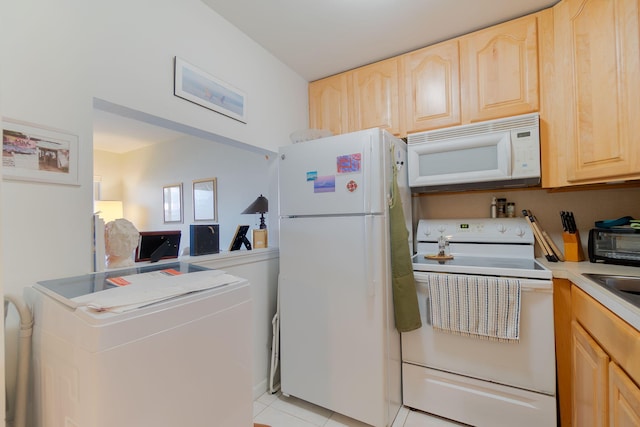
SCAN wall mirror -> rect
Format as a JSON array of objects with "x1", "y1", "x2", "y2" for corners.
[
  {"x1": 163, "y1": 183, "x2": 183, "y2": 223},
  {"x1": 193, "y1": 177, "x2": 218, "y2": 222}
]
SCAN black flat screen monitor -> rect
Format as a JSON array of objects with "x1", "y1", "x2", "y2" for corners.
[{"x1": 135, "y1": 231, "x2": 181, "y2": 263}]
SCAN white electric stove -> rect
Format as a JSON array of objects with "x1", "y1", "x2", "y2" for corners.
[
  {"x1": 403, "y1": 218, "x2": 556, "y2": 427},
  {"x1": 412, "y1": 217, "x2": 551, "y2": 279}
]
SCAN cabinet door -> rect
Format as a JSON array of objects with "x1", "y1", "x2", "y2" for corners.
[
  {"x1": 554, "y1": 279, "x2": 574, "y2": 427},
  {"x1": 609, "y1": 362, "x2": 640, "y2": 427},
  {"x1": 555, "y1": 0, "x2": 640, "y2": 183},
  {"x1": 403, "y1": 40, "x2": 461, "y2": 133},
  {"x1": 460, "y1": 15, "x2": 539, "y2": 123},
  {"x1": 309, "y1": 73, "x2": 350, "y2": 136},
  {"x1": 350, "y1": 57, "x2": 401, "y2": 136},
  {"x1": 460, "y1": 14, "x2": 539, "y2": 123},
  {"x1": 572, "y1": 320, "x2": 609, "y2": 427}
]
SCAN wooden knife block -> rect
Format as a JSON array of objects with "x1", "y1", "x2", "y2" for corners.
[{"x1": 562, "y1": 231, "x2": 585, "y2": 262}]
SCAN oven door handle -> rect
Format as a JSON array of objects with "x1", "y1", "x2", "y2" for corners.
[{"x1": 425, "y1": 295, "x2": 431, "y2": 326}]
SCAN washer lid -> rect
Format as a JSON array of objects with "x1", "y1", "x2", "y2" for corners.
[{"x1": 33, "y1": 262, "x2": 209, "y2": 308}]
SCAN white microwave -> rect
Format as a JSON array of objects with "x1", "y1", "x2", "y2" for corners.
[{"x1": 407, "y1": 113, "x2": 541, "y2": 192}]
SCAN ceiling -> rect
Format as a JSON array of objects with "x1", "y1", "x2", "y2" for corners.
[
  {"x1": 201, "y1": 0, "x2": 559, "y2": 82},
  {"x1": 93, "y1": 109, "x2": 185, "y2": 154},
  {"x1": 94, "y1": 0, "x2": 559, "y2": 153}
]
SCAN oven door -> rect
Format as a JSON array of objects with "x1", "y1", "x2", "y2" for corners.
[{"x1": 402, "y1": 272, "x2": 555, "y2": 395}]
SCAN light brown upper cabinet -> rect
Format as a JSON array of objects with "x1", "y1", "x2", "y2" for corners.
[
  {"x1": 403, "y1": 40, "x2": 461, "y2": 133},
  {"x1": 350, "y1": 57, "x2": 402, "y2": 136},
  {"x1": 309, "y1": 58, "x2": 402, "y2": 137},
  {"x1": 308, "y1": 73, "x2": 350, "y2": 137},
  {"x1": 547, "y1": 0, "x2": 640, "y2": 186},
  {"x1": 403, "y1": 14, "x2": 541, "y2": 134},
  {"x1": 311, "y1": 10, "x2": 543, "y2": 138},
  {"x1": 460, "y1": 14, "x2": 540, "y2": 124}
]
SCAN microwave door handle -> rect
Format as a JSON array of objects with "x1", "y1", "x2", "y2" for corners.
[{"x1": 504, "y1": 132, "x2": 513, "y2": 175}]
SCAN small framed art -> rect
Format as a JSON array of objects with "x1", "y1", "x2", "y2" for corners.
[
  {"x1": 174, "y1": 57, "x2": 247, "y2": 123},
  {"x1": 2, "y1": 119, "x2": 79, "y2": 185}
]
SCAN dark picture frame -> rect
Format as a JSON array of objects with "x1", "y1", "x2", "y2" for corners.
[{"x1": 228, "y1": 225, "x2": 251, "y2": 251}]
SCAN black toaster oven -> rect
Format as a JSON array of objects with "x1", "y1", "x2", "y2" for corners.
[{"x1": 588, "y1": 228, "x2": 640, "y2": 267}]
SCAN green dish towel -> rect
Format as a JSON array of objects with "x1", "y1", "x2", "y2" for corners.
[{"x1": 389, "y1": 165, "x2": 422, "y2": 332}]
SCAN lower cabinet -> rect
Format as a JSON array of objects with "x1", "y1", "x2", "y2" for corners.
[
  {"x1": 571, "y1": 320, "x2": 608, "y2": 427},
  {"x1": 609, "y1": 362, "x2": 640, "y2": 426},
  {"x1": 571, "y1": 285, "x2": 640, "y2": 427},
  {"x1": 191, "y1": 249, "x2": 280, "y2": 399}
]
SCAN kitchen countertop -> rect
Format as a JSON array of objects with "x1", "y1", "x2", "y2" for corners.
[{"x1": 538, "y1": 258, "x2": 640, "y2": 331}]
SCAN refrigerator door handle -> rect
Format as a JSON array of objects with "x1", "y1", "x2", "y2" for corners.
[{"x1": 364, "y1": 215, "x2": 376, "y2": 297}]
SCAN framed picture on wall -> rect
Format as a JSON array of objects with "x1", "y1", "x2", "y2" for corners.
[
  {"x1": 163, "y1": 183, "x2": 183, "y2": 223},
  {"x1": 193, "y1": 177, "x2": 218, "y2": 222},
  {"x1": 2, "y1": 118, "x2": 79, "y2": 185},
  {"x1": 174, "y1": 57, "x2": 247, "y2": 123}
]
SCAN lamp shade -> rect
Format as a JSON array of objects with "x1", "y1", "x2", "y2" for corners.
[
  {"x1": 242, "y1": 195, "x2": 268, "y2": 229},
  {"x1": 241, "y1": 195, "x2": 268, "y2": 214}
]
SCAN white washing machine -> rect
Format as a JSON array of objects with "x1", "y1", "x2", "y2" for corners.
[{"x1": 24, "y1": 262, "x2": 253, "y2": 427}]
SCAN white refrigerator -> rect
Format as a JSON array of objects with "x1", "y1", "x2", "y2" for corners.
[{"x1": 278, "y1": 128, "x2": 410, "y2": 427}]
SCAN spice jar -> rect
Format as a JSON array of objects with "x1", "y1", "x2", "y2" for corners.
[
  {"x1": 490, "y1": 197, "x2": 497, "y2": 218},
  {"x1": 496, "y1": 198, "x2": 507, "y2": 218},
  {"x1": 506, "y1": 202, "x2": 516, "y2": 218}
]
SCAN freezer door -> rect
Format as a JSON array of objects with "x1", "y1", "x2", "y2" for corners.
[
  {"x1": 279, "y1": 214, "x2": 400, "y2": 427},
  {"x1": 279, "y1": 128, "x2": 393, "y2": 216}
]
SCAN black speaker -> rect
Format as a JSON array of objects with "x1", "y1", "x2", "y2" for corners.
[{"x1": 189, "y1": 224, "x2": 220, "y2": 256}]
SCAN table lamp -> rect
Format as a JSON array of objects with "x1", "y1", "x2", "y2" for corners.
[
  {"x1": 241, "y1": 194, "x2": 268, "y2": 229},
  {"x1": 242, "y1": 195, "x2": 268, "y2": 248}
]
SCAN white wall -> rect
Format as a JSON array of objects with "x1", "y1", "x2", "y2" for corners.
[
  {"x1": 0, "y1": 0, "x2": 5, "y2": 416},
  {"x1": 2, "y1": 0, "x2": 306, "y2": 295},
  {"x1": 91, "y1": 0, "x2": 308, "y2": 154},
  {"x1": 1, "y1": 0, "x2": 308, "y2": 420},
  {"x1": 1, "y1": 0, "x2": 95, "y2": 290},
  {"x1": 95, "y1": 133, "x2": 279, "y2": 254},
  {"x1": 1, "y1": 2, "x2": 94, "y2": 419},
  {"x1": 414, "y1": 186, "x2": 640, "y2": 257},
  {"x1": 94, "y1": 150, "x2": 124, "y2": 201}
]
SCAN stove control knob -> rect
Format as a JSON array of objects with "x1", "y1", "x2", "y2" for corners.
[
  {"x1": 437, "y1": 226, "x2": 447, "y2": 234},
  {"x1": 515, "y1": 227, "x2": 526, "y2": 237},
  {"x1": 496, "y1": 224, "x2": 507, "y2": 233},
  {"x1": 422, "y1": 227, "x2": 432, "y2": 237}
]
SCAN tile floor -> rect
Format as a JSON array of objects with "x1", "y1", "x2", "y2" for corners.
[{"x1": 253, "y1": 391, "x2": 467, "y2": 427}]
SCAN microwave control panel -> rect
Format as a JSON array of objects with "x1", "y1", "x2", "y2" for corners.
[{"x1": 510, "y1": 129, "x2": 540, "y2": 178}]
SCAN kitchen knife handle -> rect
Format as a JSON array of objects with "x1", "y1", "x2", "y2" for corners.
[{"x1": 568, "y1": 212, "x2": 577, "y2": 233}]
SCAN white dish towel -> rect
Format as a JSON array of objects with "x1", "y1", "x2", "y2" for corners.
[{"x1": 426, "y1": 273, "x2": 521, "y2": 342}]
